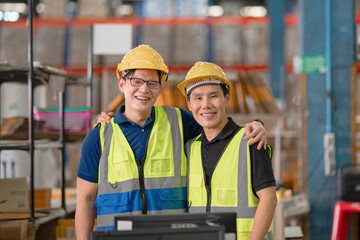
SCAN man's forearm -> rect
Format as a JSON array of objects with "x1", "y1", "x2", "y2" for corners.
[
  {"x1": 75, "y1": 199, "x2": 96, "y2": 240},
  {"x1": 249, "y1": 187, "x2": 277, "y2": 240}
]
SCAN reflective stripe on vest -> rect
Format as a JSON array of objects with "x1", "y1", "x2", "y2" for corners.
[
  {"x1": 187, "y1": 128, "x2": 273, "y2": 240},
  {"x1": 96, "y1": 106, "x2": 187, "y2": 229}
]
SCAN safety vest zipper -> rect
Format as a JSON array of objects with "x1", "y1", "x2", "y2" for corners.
[
  {"x1": 205, "y1": 183, "x2": 211, "y2": 212},
  {"x1": 139, "y1": 125, "x2": 152, "y2": 215},
  {"x1": 138, "y1": 163, "x2": 147, "y2": 214}
]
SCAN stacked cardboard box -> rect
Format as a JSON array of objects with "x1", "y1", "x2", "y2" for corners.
[
  {"x1": 0, "y1": 178, "x2": 29, "y2": 212},
  {"x1": 143, "y1": 0, "x2": 207, "y2": 17},
  {"x1": 142, "y1": 0, "x2": 174, "y2": 17},
  {"x1": 174, "y1": 25, "x2": 207, "y2": 64},
  {"x1": 0, "y1": 178, "x2": 33, "y2": 239},
  {"x1": 56, "y1": 218, "x2": 97, "y2": 240},
  {"x1": 34, "y1": 27, "x2": 65, "y2": 66},
  {"x1": 213, "y1": 25, "x2": 243, "y2": 65},
  {"x1": 38, "y1": 0, "x2": 67, "y2": 19},
  {"x1": 242, "y1": 23, "x2": 269, "y2": 64},
  {"x1": 52, "y1": 188, "x2": 76, "y2": 200},
  {"x1": 175, "y1": 0, "x2": 207, "y2": 17},
  {"x1": 0, "y1": 19, "x2": 302, "y2": 77},
  {"x1": 69, "y1": 27, "x2": 92, "y2": 66},
  {"x1": 28, "y1": 189, "x2": 51, "y2": 209},
  {"x1": 142, "y1": 25, "x2": 172, "y2": 64},
  {"x1": 0, "y1": 220, "x2": 34, "y2": 240},
  {"x1": 56, "y1": 219, "x2": 75, "y2": 240},
  {"x1": 77, "y1": 0, "x2": 109, "y2": 19},
  {"x1": 0, "y1": 178, "x2": 53, "y2": 212},
  {"x1": 0, "y1": 27, "x2": 27, "y2": 67}
]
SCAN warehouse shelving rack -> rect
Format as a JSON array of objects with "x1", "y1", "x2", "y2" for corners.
[
  {"x1": 0, "y1": 65, "x2": 77, "y2": 219},
  {"x1": 0, "y1": 0, "x2": 44, "y2": 223},
  {"x1": 0, "y1": 0, "x2": 92, "y2": 226}
]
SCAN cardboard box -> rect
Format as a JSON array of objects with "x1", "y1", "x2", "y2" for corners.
[
  {"x1": 56, "y1": 218, "x2": 97, "y2": 239},
  {"x1": 0, "y1": 178, "x2": 29, "y2": 212},
  {"x1": 0, "y1": 220, "x2": 34, "y2": 240},
  {"x1": 52, "y1": 188, "x2": 76, "y2": 200},
  {"x1": 56, "y1": 219, "x2": 75, "y2": 238},
  {"x1": 279, "y1": 193, "x2": 310, "y2": 218},
  {"x1": 28, "y1": 189, "x2": 51, "y2": 209}
]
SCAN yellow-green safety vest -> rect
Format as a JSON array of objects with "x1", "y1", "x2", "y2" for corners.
[
  {"x1": 95, "y1": 106, "x2": 187, "y2": 230},
  {"x1": 187, "y1": 128, "x2": 273, "y2": 239}
]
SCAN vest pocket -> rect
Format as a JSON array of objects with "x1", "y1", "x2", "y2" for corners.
[
  {"x1": 159, "y1": 188, "x2": 187, "y2": 210},
  {"x1": 95, "y1": 192, "x2": 130, "y2": 214},
  {"x1": 213, "y1": 188, "x2": 237, "y2": 207},
  {"x1": 148, "y1": 158, "x2": 172, "y2": 177},
  {"x1": 188, "y1": 175, "x2": 204, "y2": 206},
  {"x1": 109, "y1": 152, "x2": 134, "y2": 182}
]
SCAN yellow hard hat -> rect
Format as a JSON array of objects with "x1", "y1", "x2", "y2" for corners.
[
  {"x1": 177, "y1": 61, "x2": 233, "y2": 96},
  {"x1": 116, "y1": 44, "x2": 169, "y2": 82}
]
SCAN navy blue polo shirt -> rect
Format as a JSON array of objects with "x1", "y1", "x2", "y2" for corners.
[{"x1": 77, "y1": 105, "x2": 202, "y2": 183}]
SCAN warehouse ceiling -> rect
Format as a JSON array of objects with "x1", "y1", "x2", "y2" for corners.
[
  {"x1": 215, "y1": 0, "x2": 265, "y2": 6},
  {"x1": 0, "y1": 0, "x2": 271, "y2": 21}
]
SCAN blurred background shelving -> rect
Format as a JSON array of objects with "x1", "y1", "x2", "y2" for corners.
[{"x1": 0, "y1": 0, "x2": 359, "y2": 239}]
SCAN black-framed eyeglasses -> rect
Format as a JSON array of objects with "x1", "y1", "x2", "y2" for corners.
[{"x1": 125, "y1": 77, "x2": 161, "y2": 90}]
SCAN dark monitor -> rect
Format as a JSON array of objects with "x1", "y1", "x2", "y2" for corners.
[
  {"x1": 114, "y1": 212, "x2": 236, "y2": 239},
  {"x1": 92, "y1": 226, "x2": 225, "y2": 240}
]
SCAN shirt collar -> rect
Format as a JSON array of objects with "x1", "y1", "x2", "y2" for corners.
[
  {"x1": 114, "y1": 105, "x2": 155, "y2": 127},
  {"x1": 199, "y1": 117, "x2": 240, "y2": 144}
]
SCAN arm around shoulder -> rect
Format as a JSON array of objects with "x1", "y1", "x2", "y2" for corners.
[
  {"x1": 243, "y1": 120, "x2": 267, "y2": 150},
  {"x1": 75, "y1": 177, "x2": 98, "y2": 240}
]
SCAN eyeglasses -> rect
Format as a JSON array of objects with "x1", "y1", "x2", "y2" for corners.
[{"x1": 125, "y1": 77, "x2": 161, "y2": 90}]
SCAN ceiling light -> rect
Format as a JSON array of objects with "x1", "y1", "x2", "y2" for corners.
[
  {"x1": 1, "y1": 11, "x2": 20, "y2": 22},
  {"x1": 240, "y1": 6, "x2": 267, "y2": 18},
  {"x1": 36, "y1": 3, "x2": 45, "y2": 14},
  {"x1": 203, "y1": 5, "x2": 224, "y2": 17},
  {"x1": 0, "y1": 3, "x2": 27, "y2": 13},
  {"x1": 116, "y1": 5, "x2": 133, "y2": 17}
]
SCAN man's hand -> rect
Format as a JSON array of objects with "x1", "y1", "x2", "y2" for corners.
[
  {"x1": 243, "y1": 121, "x2": 267, "y2": 150},
  {"x1": 93, "y1": 111, "x2": 115, "y2": 127}
]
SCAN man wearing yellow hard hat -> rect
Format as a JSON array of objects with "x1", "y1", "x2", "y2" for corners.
[
  {"x1": 75, "y1": 45, "x2": 267, "y2": 239},
  {"x1": 178, "y1": 61, "x2": 277, "y2": 240}
]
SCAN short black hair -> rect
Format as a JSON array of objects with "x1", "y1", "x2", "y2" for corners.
[
  {"x1": 186, "y1": 83, "x2": 229, "y2": 101},
  {"x1": 123, "y1": 69, "x2": 164, "y2": 82},
  {"x1": 123, "y1": 69, "x2": 136, "y2": 78}
]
